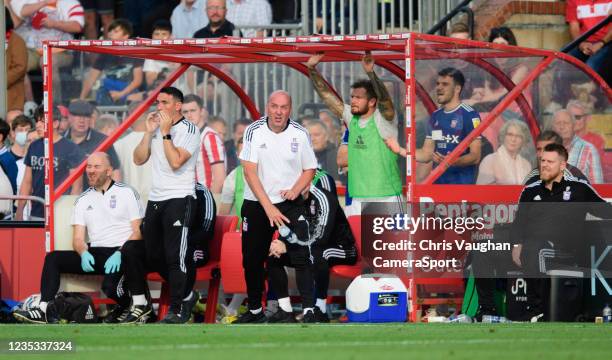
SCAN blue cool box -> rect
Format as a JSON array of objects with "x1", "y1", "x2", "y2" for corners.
[{"x1": 345, "y1": 274, "x2": 408, "y2": 323}]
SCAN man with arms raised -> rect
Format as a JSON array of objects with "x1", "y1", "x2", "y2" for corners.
[{"x1": 307, "y1": 52, "x2": 402, "y2": 214}]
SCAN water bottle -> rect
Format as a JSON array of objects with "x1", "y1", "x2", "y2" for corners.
[
  {"x1": 603, "y1": 304, "x2": 611, "y2": 323},
  {"x1": 481, "y1": 315, "x2": 510, "y2": 323},
  {"x1": 449, "y1": 314, "x2": 472, "y2": 323},
  {"x1": 279, "y1": 225, "x2": 291, "y2": 239}
]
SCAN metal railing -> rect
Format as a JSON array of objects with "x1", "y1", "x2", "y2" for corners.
[
  {"x1": 86, "y1": 2, "x2": 471, "y2": 135},
  {"x1": 300, "y1": 0, "x2": 466, "y2": 35},
  {"x1": 561, "y1": 14, "x2": 612, "y2": 53},
  {"x1": 427, "y1": 0, "x2": 474, "y2": 38},
  {"x1": 97, "y1": 105, "x2": 131, "y2": 121},
  {"x1": 0, "y1": 194, "x2": 45, "y2": 221}
]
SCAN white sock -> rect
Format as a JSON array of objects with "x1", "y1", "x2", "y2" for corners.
[
  {"x1": 316, "y1": 298, "x2": 327, "y2": 313},
  {"x1": 278, "y1": 297, "x2": 292, "y2": 312},
  {"x1": 39, "y1": 302, "x2": 47, "y2": 313},
  {"x1": 249, "y1": 307, "x2": 262, "y2": 314},
  {"x1": 183, "y1": 291, "x2": 193, "y2": 302},
  {"x1": 227, "y1": 293, "x2": 247, "y2": 315},
  {"x1": 303, "y1": 307, "x2": 314, "y2": 315},
  {"x1": 132, "y1": 294, "x2": 147, "y2": 306}
]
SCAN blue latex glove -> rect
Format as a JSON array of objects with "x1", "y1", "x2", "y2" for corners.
[
  {"x1": 104, "y1": 251, "x2": 122, "y2": 274},
  {"x1": 80, "y1": 251, "x2": 95, "y2": 272}
]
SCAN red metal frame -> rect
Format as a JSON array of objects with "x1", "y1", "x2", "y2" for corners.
[
  {"x1": 55, "y1": 64, "x2": 190, "y2": 197},
  {"x1": 43, "y1": 33, "x2": 612, "y2": 323},
  {"x1": 196, "y1": 64, "x2": 261, "y2": 120},
  {"x1": 423, "y1": 56, "x2": 556, "y2": 185},
  {"x1": 43, "y1": 44, "x2": 54, "y2": 252}
]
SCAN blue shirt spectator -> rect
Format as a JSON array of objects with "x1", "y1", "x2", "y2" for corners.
[
  {"x1": 426, "y1": 103, "x2": 481, "y2": 184},
  {"x1": 24, "y1": 138, "x2": 84, "y2": 219},
  {"x1": 171, "y1": 0, "x2": 209, "y2": 38}
]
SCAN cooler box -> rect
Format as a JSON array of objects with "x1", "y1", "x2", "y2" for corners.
[{"x1": 346, "y1": 274, "x2": 408, "y2": 322}]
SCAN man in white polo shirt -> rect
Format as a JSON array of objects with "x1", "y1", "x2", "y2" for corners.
[
  {"x1": 133, "y1": 86, "x2": 201, "y2": 324},
  {"x1": 13, "y1": 152, "x2": 144, "y2": 324},
  {"x1": 234, "y1": 90, "x2": 318, "y2": 324}
]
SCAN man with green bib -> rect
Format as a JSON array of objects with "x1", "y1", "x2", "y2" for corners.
[{"x1": 307, "y1": 52, "x2": 403, "y2": 215}]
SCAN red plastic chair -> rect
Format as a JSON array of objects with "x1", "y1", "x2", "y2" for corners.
[
  {"x1": 148, "y1": 215, "x2": 238, "y2": 323},
  {"x1": 219, "y1": 231, "x2": 246, "y2": 294},
  {"x1": 219, "y1": 215, "x2": 366, "y2": 309}
]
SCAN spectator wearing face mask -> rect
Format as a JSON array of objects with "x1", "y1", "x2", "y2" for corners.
[{"x1": 9, "y1": 115, "x2": 34, "y2": 195}]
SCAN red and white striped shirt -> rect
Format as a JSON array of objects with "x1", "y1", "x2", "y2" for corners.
[
  {"x1": 195, "y1": 127, "x2": 226, "y2": 189},
  {"x1": 12, "y1": 0, "x2": 85, "y2": 49},
  {"x1": 566, "y1": 0, "x2": 612, "y2": 42}
]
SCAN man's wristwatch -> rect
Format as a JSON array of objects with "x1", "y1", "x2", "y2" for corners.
[{"x1": 162, "y1": 134, "x2": 172, "y2": 140}]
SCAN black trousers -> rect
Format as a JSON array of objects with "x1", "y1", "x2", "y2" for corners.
[
  {"x1": 471, "y1": 249, "x2": 513, "y2": 310},
  {"x1": 40, "y1": 247, "x2": 129, "y2": 306},
  {"x1": 142, "y1": 196, "x2": 197, "y2": 311},
  {"x1": 313, "y1": 247, "x2": 330, "y2": 299},
  {"x1": 241, "y1": 199, "x2": 314, "y2": 310},
  {"x1": 121, "y1": 240, "x2": 148, "y2": 296},
  {"x1": 471, "y1": 225, "x2": 515, "y2": 310}
]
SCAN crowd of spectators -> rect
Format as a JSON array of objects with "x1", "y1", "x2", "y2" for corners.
[{"x1": 1, "y1": 1, "x2": 610, "y2": 212}]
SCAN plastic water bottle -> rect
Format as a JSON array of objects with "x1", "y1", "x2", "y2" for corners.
[
  {"x1": 481, "y1": 315, "x2": 510, "y2": 323},
  {"x1": 603, "y1": 304, "x2": 611, "y2": 323},
  {"x1": 449, "y1": 314, "x2": 472, "y2": 323},
  {"x1": 279, "y1": 225, "x2": 291, "y2": 239}
]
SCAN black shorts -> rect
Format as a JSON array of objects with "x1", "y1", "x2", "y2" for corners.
[{"x1": 81, "y1": 0, "x2": 114, "y2": 14}]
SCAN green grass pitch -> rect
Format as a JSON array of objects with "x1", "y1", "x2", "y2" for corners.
[{"x1": 1, "y1": 323, "x2": 611, "y2": 359}]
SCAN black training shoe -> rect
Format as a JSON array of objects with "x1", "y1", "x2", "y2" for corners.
[
  {"x1": 104, "y1": 304, "x2": 130, "y2": 324},
  {"x1": 180, "y1": 291, "x2": 200, "y2": 322},
  {"x1": 232, "y1": 310, "x2": 267, "y2": 324},
  {"x1": 13, "y1": 308, "x2": 49, "y2": 324},
  {"x1": 159, "y1": 312, "x2": 186, "y2": 324},
  {"x1": 302, "y1": 309, "x2": 316, "y2": 323},
  {"x1": 267, "y1": 309, "x2": 296, "y2": 323},
  {"x1": 313, "y1": 307, "x2": 329, "y2": 323},
  {"x1": 121, "y1": 304, "x2": 153, "y2": 324}
]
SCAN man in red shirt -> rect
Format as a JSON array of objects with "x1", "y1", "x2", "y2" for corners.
[{"x1": 566, "y1": 0, "x2": 612, "y2": 84}]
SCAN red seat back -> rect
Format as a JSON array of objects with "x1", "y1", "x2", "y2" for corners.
[
  {"x1": 209, "y1": 215, "x2": 238, "y2": 263},
  {"x1": 220, "y1": 231, "x2": 246, "y2": 293}
]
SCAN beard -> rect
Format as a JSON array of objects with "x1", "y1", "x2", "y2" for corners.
[
  {"x1": 210, "y1": 19, "x2": 225, "y2": 28},
  {"x1": 350, "y1": 104, "x2": 369, "y2": 116},
  {"x1": 540, "y1": 169, "x2": 560, "y2": 183},
  {"x1": 88, "y1": 175, "x2": 107, "y2": 188}
]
